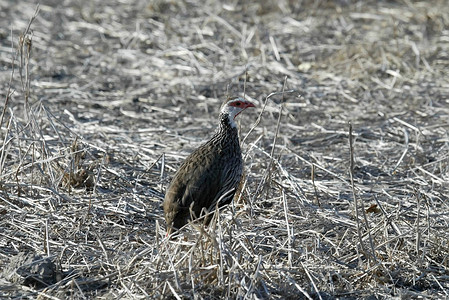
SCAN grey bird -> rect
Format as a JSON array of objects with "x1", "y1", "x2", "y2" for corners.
[{"x1": 163, "y1": 97, "x2": 255, "y2": 234}]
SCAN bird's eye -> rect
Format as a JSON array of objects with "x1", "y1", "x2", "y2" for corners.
[{"x1": 235, "y1": 102, "x2": 241, "y2": 106}]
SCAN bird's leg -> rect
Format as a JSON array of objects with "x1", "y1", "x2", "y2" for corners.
[{"x1": 188, "y1": 202, "x2": 197, "y2": 220}]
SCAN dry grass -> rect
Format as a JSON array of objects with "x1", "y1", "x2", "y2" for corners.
[{"x1": 1, "y1": 0, "x2": 449, "y2": 299}]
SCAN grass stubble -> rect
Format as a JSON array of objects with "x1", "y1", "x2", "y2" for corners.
[{"x1": 0, "y1": 1, "x2": 448, "y2": 299}]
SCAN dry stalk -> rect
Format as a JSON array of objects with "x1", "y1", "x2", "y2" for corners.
[
  {"x1": 415, "y1": 189, "x2": 421, "y2": 257},
  {"x1": 301, "y1": 261, "x2": 323, "y2": 300},
  {"x1": 286, "y1": 273, "x2": 313, "y2": 300},
  {"x1": 348, "y1": 122, "x2": 377, "y2": 264},
  {"x1": 44, "y1": 218, "x2": 50, "y2": 257},
  {"x1": 281, "y1": 190, "x2": 292, "y2": 268},
  {"x1": 391, "y1": 128, "x2": 409, "y2": 174},
  {"x1": 311, "y1": 164, "x2": 320, "y2": 206},
  {"x1": 1, "y1": 1, "x2": 448, "y2": 298},
  {"x1": 1, "y1": 6, "x2": 39, "y2": 182},
  {"x1": 254, "y1": 77, "x2": 290, "y2": 197},
  {"x1": 0, "y1": 119, "x2": 13, "y2": 179},
  {"x1": 241, "y1": 89, "x2": 295, "y2": 145},
  {"x1": 0, "y1": 5, "x2": 39, "y2": 131}
]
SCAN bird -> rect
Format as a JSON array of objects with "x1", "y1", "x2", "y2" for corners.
[{"x1": 163, "y1": 96, "x2": 255, "y2": 234}]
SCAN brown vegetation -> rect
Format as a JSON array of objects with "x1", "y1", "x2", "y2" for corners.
[{"x1": 1, "y1": 0, "x2": 448, "y2": 298}]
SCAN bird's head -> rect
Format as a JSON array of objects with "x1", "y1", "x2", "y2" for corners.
[{"x1": 220, "y1": 97, "x2": 256, "y2": 128}]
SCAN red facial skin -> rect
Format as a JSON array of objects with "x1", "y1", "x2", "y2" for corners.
[{"x1": 229, "y1": 100, "x2": 256, "y2": 118}]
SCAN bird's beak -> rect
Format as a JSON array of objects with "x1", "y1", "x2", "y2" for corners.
[
  {"x1": 235, "y1": 102, "x2": 255, "y2": 119},
  {"x1": 246, "y1": 102, "x2": 256, "y2": 109}
]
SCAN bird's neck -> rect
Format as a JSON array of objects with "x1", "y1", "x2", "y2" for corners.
[
  {"x1": 218, "y1": 113, "x2": 237, "y2": 132},
  {"x1": 211, "y1": 113, "x2": 240, "y2": 149}
]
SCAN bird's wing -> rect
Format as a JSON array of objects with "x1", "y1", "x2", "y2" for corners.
[{"x1": 167, "y1": 143, "x2": 224, "y2": 217}]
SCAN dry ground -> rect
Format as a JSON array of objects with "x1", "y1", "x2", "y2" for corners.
[{"x1": 1, "y1": 0, "x2": 449, "y2": 299}]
